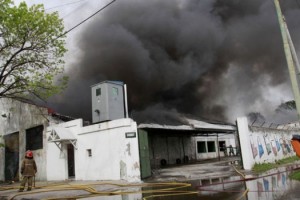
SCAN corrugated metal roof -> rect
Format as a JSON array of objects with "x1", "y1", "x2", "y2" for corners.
[{"x1": 138, "y1": 117, "x2": 236, "y2": 132}]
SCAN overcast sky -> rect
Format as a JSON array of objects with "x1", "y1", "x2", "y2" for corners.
[{"x1": 12, "y1": 0, "x2": 300, "y2": 124}]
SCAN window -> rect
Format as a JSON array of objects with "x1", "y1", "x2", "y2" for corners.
[
  {"x1": 26, "y1": 125, "x2": 43, "y2": 150},
  {"x1": 197, "y1": 141, "x2": 216, "y2": 153},
  {"x1": 96, "y1": 88, "x2": 101, "y2": 96},
  {"x1": 112, "y1": 87, "x2": 118, "y2": 95},
  {"x1": 207, "y1": 141, "x2": 216, "y2": 152},
  {"x1": 197, "y1": 141, "x2": 206, "y2": 153}
]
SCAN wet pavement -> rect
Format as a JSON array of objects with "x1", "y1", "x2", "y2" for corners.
[{"x1": 1, "y1": 157, "x2": 300, "y2": 200}]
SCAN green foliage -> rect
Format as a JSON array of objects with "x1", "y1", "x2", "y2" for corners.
[
  {"x1": 289, "y1": 170, "x2": 300, "y2": 181},
  {"x1": 252, "y1": 163, "x2": 275, "y2": 173},
  {"x1": 0, "y1": 0, "x2": 68, "y2": 101},
  {"x1": 276, "y1": 156, "x2": 299, "y2": 165},
  {"x1": 252, "y1": 156, "x2": 299, "y2": 173}
]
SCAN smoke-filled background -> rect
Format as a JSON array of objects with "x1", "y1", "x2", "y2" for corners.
[{"x1": 44, "y1": 0, "x2": 300, "y2": 124}]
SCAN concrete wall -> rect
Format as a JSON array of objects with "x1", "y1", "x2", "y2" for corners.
[
  {"x1": 0, "y1": 98, "x2": 56, "y2": 181},
  {"x1": 237, "y1": 117, "x2": 298, "y2": 170},
  {"x1": 46, "y1": 118, "x2": 141, "y2": 182}
]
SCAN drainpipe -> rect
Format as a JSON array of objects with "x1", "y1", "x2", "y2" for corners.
[{"x1": 124, "y1": 84, "x2": 129, "y2": 118}]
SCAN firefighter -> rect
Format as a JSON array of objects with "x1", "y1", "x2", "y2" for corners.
[{"x1": 18, "y1": 150, "x2": 37, "y2": 192}]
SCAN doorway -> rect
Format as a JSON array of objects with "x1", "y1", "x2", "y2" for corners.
[
  {"x1": 219, "y1": 141, "x2": 226, "y2": 156},
  {"x1": 4, "y1": 132, "x2": 19, "y2": 182},
  {"x1": 67, "y1": 144, "x2": 75, "y2": 178}
]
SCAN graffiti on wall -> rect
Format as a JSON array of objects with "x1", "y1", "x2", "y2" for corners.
[{"x1": 249, "y1": 133, "x2": 294, "y2": 160}]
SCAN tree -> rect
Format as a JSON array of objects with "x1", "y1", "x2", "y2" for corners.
[
  {"x1": 247, "y1": 112, "x2": 266, "y2": 124},
  {"x1": 0, "y1": 0, "x2": 68, "y2": 101},
  {"x1": 276, "y1": 100, "x2": 296, "y2": 113}
]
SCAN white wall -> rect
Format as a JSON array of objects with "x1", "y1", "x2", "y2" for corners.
[
  {"x1": 47, "y1": 118, "x2": 141, "y2": 182},
  {"x1": 46, "y1": 119, "x2": 83, "y2": 180},
  {"x1": 237, "y1": 117, "x2": 298, "y2": 170}
]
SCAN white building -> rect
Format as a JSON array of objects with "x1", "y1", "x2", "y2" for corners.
[{"x1": 46, "y1": 118, "x2": 141, "y2": 182}]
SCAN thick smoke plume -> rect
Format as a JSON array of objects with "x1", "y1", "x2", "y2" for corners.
[{"x1": 49, "y1": 0, "x2": 300, "y2": 124}]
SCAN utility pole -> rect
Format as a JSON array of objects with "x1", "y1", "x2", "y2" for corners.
[{"x1": 274, "y1": 0, "x2": 300, "y2": 119}]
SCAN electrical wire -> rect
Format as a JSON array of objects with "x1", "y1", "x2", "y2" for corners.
[
  {"x1": 45, "y1": 0, "x2": 88, "y2": 11},
  {"x1": 56, "y1": 0, "x2": 116, "y2": 39}
]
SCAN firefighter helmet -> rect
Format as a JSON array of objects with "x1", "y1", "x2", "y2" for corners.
[{"x1": 26, "y1": 150, "x2": 33, "y2": 158}]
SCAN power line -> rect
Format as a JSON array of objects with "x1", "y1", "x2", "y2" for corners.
[
  {"x1": 45, "y1": 0, "x2": 88, "y2": 11},
  {"x1": 61, "y1": 2, "x2": 89, "y2": 19},
  {"x1": 57, "y1": 0, "x2": 116, "y2": 39}
]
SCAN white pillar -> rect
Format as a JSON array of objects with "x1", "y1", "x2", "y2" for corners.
[{"x1": 236, "y1": 117, "x2": 254, "y2": 170}]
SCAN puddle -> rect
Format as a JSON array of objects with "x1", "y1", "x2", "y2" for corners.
[
  {"x1": 191, "y1": 164, "x2": 300, "y2": 200},
  {"x1": 83, "y1": 165, "x2": 300, "y2": 199},
  {"x1": 4, "y1": 164, "x2": 300, "y2": 200},
  {"x1": 145, "y1": 164, "x2": 300, "y2": 200}
]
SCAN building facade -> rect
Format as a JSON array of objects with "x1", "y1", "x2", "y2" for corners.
[
  {"x1": 0, "y1": 98, "x2": 66, "y2": 182},
  {"x1": 0, "y1": 98, "x2": 241, "y2": 183},
  {"x1": 46, "y1": 118, "x2": 141, "y2": 182}
]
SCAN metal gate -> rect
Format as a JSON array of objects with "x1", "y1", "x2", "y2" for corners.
[{"x1": 138, "y1": 129, "x2": 151, "y2": 179}]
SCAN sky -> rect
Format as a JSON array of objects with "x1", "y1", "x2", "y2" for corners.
[{"x1": 13, "y1": 0, "x2": 300, "y2": 124}]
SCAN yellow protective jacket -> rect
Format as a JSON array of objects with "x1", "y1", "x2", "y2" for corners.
[{"x1": 21, "y1": 157, "x2": 37, "y2": 176}]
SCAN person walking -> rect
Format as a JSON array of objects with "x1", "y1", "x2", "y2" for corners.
[{"x1": 18, "y1": 150, "x2": 37, "y2": 192}]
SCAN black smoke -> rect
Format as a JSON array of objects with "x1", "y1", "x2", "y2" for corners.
[{"x1": 49, "y1": 0, "x2": 300, "y2": 124}]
